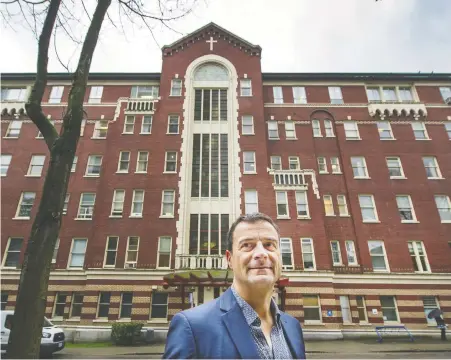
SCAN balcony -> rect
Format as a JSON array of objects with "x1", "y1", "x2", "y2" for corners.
[
  {"x1": 268, "y1": 168, "x2": 320, "y2": 198},
  {"x1": 124, "y1": 97, "x2": 158, "y2": 114},
  {"x1": 1, "y1": 102, "x2": 26, "y2": 117},
  {"x1": 368, "y1": 101, "x2": 427, "y2": 120},
  {"x1": 175, "y1": 254, "x2": 228, "y2": 270}
]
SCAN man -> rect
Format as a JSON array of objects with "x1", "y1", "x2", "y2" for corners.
[{"x1": 163, "y1": 213, "x2": 306, "y2": 359}]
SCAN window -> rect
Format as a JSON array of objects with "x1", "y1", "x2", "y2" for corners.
[
  {"x1": 26, "y1": 155, "x2": 45, "y2": 176},
  {"x1": 337, "y1": 195, "x2": 349, "y2": 216},
  {"x1": 295, "y1": 191, "x2": 309, "y2": 218},
  {"x1": 323, "y1": 195, "x2": 335, "y2": 216},
  {"x1": 268, "y1": 121, "x2": 279, "y2": 139},
  {"x1": 1, "y1": 154, "x2": 12, "y2": 176},
  {"x1": 70, "y1": 293, "x2": 83, "y2": 318},
  {"x1": 2, "y1": 237, "x2": 23, "y2": 267},
  {"x1": 303, "y1": 295, "x2": 321, "y2": 321},
  {"x1": 15, "y1": 192, "x2": 36, "y2": 218},
  {"x1": 280, "y1": 238, "x2": 293, "y2": 269},
  {"x1": 157, "y1": 236, "x2": 172, "y2": 268},
  {"x1": 151, "y1": 292, "x2": 168, "y2": 319},
  {"x1": 312, "y1": 119, "x2": 321, "y2": 137},
  {"x1": 125, "y1": 236, "x2": 139, "y2": 265},
  {"x1": 63, "y1": 194, "x2": 70, "y2": 215},
  {"x1": 285, "y1": 121, "x2": 296, "y2": 139},
  {"x1": 131, "y1": 190, "x2": 144, "y2": 217},
  {"x1": 440, "y1": 87, "x2": 451, "y2": 103},
  {"x1": 423, "y1": 297, "x2": 440, "y2": 326},
  {"x1": 141, "y1": 115, "x2": 153, "y2": 134},
  {"x1": 88, "y1": 86, "x2": 103, "y2": 103},
  {"x1": 5, "y1": 120, "x2": 22, "y2": 138},
  {"x1": 345, "y1": 240, "x2": 357, "y2": 265},
  {"x1": 194, "y1": 89, "x2": 228, "y2": 122},
  {"x1": 243, "y1": 151, "x2": 256, "y2": 173},
  {"x1": 270, "y1": 156, "x2": 281, "y2": 170},
  {"x1": 123, "y1": 115, "x2": 135, "y2": 134},
  {"x1": 293, "y1": 86, "x2": 307, "y2": 104},
  {"x1": 328, "y1": 86, "x2": 343, "y2": 104},
  {"x1": 36, "y1": 119, "x2": 54, "y2": 139},
  {"x1": 104, "y1": 236, "x2": 119, "y2": 267},
  {"x1": 330, "y1": 157, "x2": 341, "y2": 174},
  {"x1": 351, "y1": 156, "x2": 369, "y2": 178},
  {"x1": 324, "y1": 120, "x2": 334, "y2": 137},
  {"x1": 399, "y1": 87, "x2": 413, "y2": 102},
  {"x1": 1, "y1": 293, "x2": 8, "y2": 310},
  {"x1": 161, "y1": 190, "x2": 175, "y2": 217},
  {"x1": 171, "y1": 79, "x2": 182, "y2": 96},
  {"x1": 49, "y1": 86, "x2": 64, "y2": 103},
  {"x1": 136, "y1": 151, "x2": 149, "y2": 173},
  {"x1": 85, "y1": 155, "x2": 102, "y2": 176},
  {"x1": 69, "y1": 238, "x2": 87, "y2": 268},
  {"x1": 340, "y1": 296, "x2": 352, "y2": 323},
  {"x1": 386, "y1": 157, "x2": 405, "y2": 178},
  {"x1": 344, "y1": 121, "x2": 360, "y2": 140},
  {"x1": 93, "y1": 120, "x2": 108, "y2": 138},
  {"x1": 366, "y1": 87, "x2": 381, "y2": 102},
  {"x1": 273, "y1": 86, "x2": 283, "y2": 104},
  {"x1": 435, "y1": 195, "x2": 451, "y2": 222},
  {"x1": 167, "y1": 115, "x2": 179, "y2": 134},
  {"x1": 359, "y1": 195, "x2": 378, "y2": 222},
  {"x1": 244, "y1": 190, "x2": 259, "y2": 214},
  {"x1": 117, "y1": 151, "x2": 130, "y2": 173},
  {"x1": 317, "y1": 157, "x2": 327, "y2": 174},
  {"x1": 368, "y1": 241, "x2": 388, "y2": 271},
  {"x1": 411, "y1": 122, "x2": 429, "y2": 140},
  {"x1": 77, "y1": 193, "x2": 95, "y2": 219},
  {"x1": 380, "y1": 296, "x2": 399, "y2": 322},
  {"x1": 356, "y1": 296, "x2": 368, "y2": 322},
  {"x1": 97, "y1": 292, "x2": 110, "y2": 318},
  {"x1": 445, "y1": 123, "x2": 451, "y2": 140},
  {"x1": 120, "y1": 292, "x2": 133, "y2": 319},
  {"x1": 330, "y1": 241, "x2": 342, "y2": 265},
  {"x1": 276, "y1": 191, "x2": 289, "y2": 218},
  {"x1": 53, "y1": 293, "x2": 67, "y2": 317},
  {"x1": 408, "y1": 241, "x2": 429, "y2": 273},
  {"x1": 382, "y1": 87, "x2": 397, "y2": 101},
  {"x1": 240, "y1": 79, "x2": 252, "y2": 96},
  {"x1": 71, "y1": 156, "x2": 78, "y2": 172},
  {"x1": 376, "y1": 121, "x2": 394, "y2": 140},
  {"x1": 52, "y1": 238, "x2": 60, "y2": 263},
  {"x1": 164, "y1": 151, "x2": 177, "y2": 173},
  {"x1": 301, "y1": 238, "x2": 316, "y2": 270},
  {"x1": 110, "y1": 190, "x2": 125, "y2": 217},
  {"x1": 288, "y1": 156, "x2": 300, "y2": 170},
  {"x1": 396, "y1": 195, "x2": 417, "y2": 222},
  {"x1": 1, "y1": 87, "x2": 27, "y2": 101},
  {"x1": 422, "y1": 156, "x2": 442, "y2": 179},
  {"x1": 241, "y1": 115, "x2": 254, "y2": 135},
  {"x1": 80, "y1": 119, "x2": 86, "y2": 136},
  {"x1": 131, "y1": 85, "x2": 159, "y2": 98}
]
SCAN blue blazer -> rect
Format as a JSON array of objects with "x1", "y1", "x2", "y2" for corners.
[{"x1": 163, "y1": 288, "x2": 306, "y2": 359}]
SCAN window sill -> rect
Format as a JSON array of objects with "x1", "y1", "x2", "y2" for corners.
[
  {"x1": 440, "y1": 220, "x2": 451, "y2": 223},
  {"x1": 139, "y1": 132, "x2": 151, "y2": 135},
  {"x1": 348, "y1": 264, "x2": 360, "y2": 267},
  {"x1": 116, "y1": 318, "x2": 132, "y2": 322},
  {"x1": 129, "y1": 215, "x2": 143, "y2": 219},
  {"x1": 66, "y1": 267, "x2": 85, "y2": 270},
  {"x1": 159, "y1": 215, "x2": 175, "y2": 219},
  {"x1": 415, "y1": 138, "x2": 431, "y2": 141},
  {"x1": 286, "y1": 138, "x2": 298, "y2": 141},
  {"x1": 157, "y1": 267, "x2": 171, "y2": 270},
  {"x1": 325, "y1": 135, "x2": 336, "y2": 138},
  {"x1": 241, "y1": 133, "x2": 255, "y2": 136},
  {"x1": 268, "y1": 138, "x2": 280, "y2": 141},
  {"x1": 243, "y1": 172, "x2": 257, "y2": 175},
  {"x1": 332, "y1": 172, "x2": 343, "y2": 175},
  {"x1": 50, "y1": 317, "x2": 63, "y2": 322},
  {"x1": 169, "y1": 95, "x2": 182, "y2": 97},
  {"x1": 304, "y1": 321, "x2": 325, "y2": 326},
  {"x1": 83, "y1": 175, "x2": 100, "y2": 178},
  {"x1": 240, "y1": 95, "x2": 253, "y2": 97},
  {"x1": 109, "y1": 215, "x2": 123, "y2": 218},
  {"x1": 163, "y1": 171, "x2": 177, "y2": 174},
  {"x1": 333, "y1": 263, "x2": 344, "y2": 267},
  {"x1": 93, "y1": 319, "x2": 109, "y2": 323},
  {"x1": 122, "y1": 132, "x2": 134, "y2": 135},
  {"x1": 297, "y1": 216, "x2": 311, "y2": 220},
  {"x1": 342, "y1": 322, "x2": 357, "y2": 326},
  {"x1": 12, "y1": 217, "x2": 30, "y2": 220},
  {"x1": 24, "y1": 175, "x2": 42, "y2": 178},
  {"x1": 325, "y1": 214, "x2": 336, "y2": 217},
  {"x1": 313, "y1": 136, "x2": 323, "y2": 138},
  {"x1": 3, "y1": 136, "x2": 19, "y2": 139},
  {"x1": 373, "y1": 269, "x2": 390, "y2": 273},
  {"x1": 147, "y1": 319, "x2": 169, "y2": 324},
  {"x1": 277, "y1": 216, "x2": 291, "y2": 220},
  {"x1": 401, "y1": 220, "x2": 420, "y2": 224},
  {"x1": 66, "y1": 318, "x2": 81, "y2": 322},
  {"x1": 134, "y1": 172, "x2": 148, "y2": 174},
  {"x1": 380, "y1": 138, "x2": 397, "y2": 141},
  {"x1": 303, "y1": 268, "x2": 316, "y2": 271},
  {"x1": 319, "y1": 172, "x2": 328, "y2": 175},
  {"x1": 36, "y1": 137, "x2": 44, "y2": 139},
  {"x1": 91, "y1": 137, "x2": 106, "y2": 140},
  {"x1": 354, "y1": 177, "x2": 371, "y2": 180},
  {"x1": 427, "y1": 177, "x2": 444, "y2": 180},
  {"x1": 346, "y1": 138, "x2": 361, "y2": 141},
  {"x1": 166, "y1": 133, "x2": 179, "y2": 135},
  {"x1": 103, "y1": 265, "x2": 116, "y2": 269},
  {"x1": 390, "y1": 176, "x2": 407, "y2": 180},
  {"x1": 339, "y1": 215, "x2": 351, "y2": 217},
  {"x1": 362, "y1": 220, "x2": 380, "y2": 223},
  {"x1": 74, "y1": 218, "x2": 93, "y2": 221},
  {"x1": 116, "y1": 171, "x2": 129, "y2": 174}
]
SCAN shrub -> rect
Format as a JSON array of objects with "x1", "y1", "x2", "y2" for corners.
[{"x1": 111, "y1": 322, "x2": 144, "y2": 346}]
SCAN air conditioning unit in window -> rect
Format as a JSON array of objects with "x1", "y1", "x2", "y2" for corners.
[
  {"x1": 125, "y1": 263, "x2": 137, "y2": 269},
  {"x1": 445, "y1": 97, "x2": 451, "y2": 105}
]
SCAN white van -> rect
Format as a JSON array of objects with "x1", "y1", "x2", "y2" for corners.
[{"x1": 1, "y1": 310, "x2": 65, "y2": 356}]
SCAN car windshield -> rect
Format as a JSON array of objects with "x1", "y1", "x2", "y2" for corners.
[{"x1": 43, "y1": 318, "x2": 53, "y2": 327}]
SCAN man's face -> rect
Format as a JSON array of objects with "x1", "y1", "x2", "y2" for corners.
[{"x1": 226, "y1": 220, "x2": 282, "y2": 289}]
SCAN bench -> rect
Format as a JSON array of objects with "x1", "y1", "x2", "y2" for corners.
[{"x1": 375, "y1": 325, "x2": 415, "y2": 343}]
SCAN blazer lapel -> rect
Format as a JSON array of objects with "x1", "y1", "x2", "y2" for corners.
[
  {"x1": 220, "y1": 289, "x2": 260, "y2": 359},
  {"x1": 281, "y1": 313, "x2": 304, "y2": 359}
]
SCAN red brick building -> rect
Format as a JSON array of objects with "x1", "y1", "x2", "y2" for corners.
[{"x1": 2, "y1": 23, "x2": 451, "y2": 335}]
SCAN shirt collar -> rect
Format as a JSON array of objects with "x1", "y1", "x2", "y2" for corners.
[{"x1": 231, "y1": 286, "x2": 281, "y2": 326}]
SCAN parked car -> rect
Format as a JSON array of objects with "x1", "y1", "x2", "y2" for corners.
[{"x1": 1, "y1": 310, "x2": 65, "y2": 356}]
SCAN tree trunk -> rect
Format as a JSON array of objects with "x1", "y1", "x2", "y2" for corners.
[{"x1": 6, "y1": 0, "x2": 112, "y2": 357}]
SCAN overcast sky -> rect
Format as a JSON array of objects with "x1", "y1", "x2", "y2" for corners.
[{"x1": 1, "y1": 0, "x2": 450, "y2": 74}]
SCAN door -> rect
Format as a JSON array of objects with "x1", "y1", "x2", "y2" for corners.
[{"x1": 340, "y1": 296, "x2": 352, "y2": 323}]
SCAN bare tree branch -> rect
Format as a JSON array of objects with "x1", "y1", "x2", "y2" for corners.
[{"x1": 53, "y1": 22, "x2": 70, "y2": 72}]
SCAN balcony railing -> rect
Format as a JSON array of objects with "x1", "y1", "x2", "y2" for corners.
[
  {"x1": 368, "y1": 102, "x2": 427, "y2": 120},
  {"x1": 175, "y1": 254, "x2": 228, "y2": 270},
  {"x1": 268, "y1": 168, "x2": 320, "y2": 199},
  {"x1": 125, "y1": 98, "x2": 157, "y2": 113}
]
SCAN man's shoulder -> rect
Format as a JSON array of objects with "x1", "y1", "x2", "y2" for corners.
[
  {"x1": 175, "y1": 298, "x2": 221, "y2": 324},
  {"x1": 280, "y1": 310, "x2": 302, "y2": 328}
]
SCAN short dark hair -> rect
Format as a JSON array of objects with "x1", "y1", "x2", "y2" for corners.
[{"x1": 226, "y1": 213, "x2": 280, "y2": 252}]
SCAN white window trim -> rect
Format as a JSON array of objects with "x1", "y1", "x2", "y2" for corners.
[
  {"x1": 110, "y1": 189, "x2": 125, "y2": 218},
  {"x1": 48, "y1": 86, "x2": 64, "y2": 104},
  {"x1": 130, "y1": 190, "x2": 145, "y2": 218},
  {"x1": 377, "y1": 121, "x2": 396, "y2": 140},
  {"x1": 84, "y1": 155, "x2": 102, "y2": 177},
  {"x1": 380, "y1": 296, "x2": 400, "y2": 324},
  {"x1": 351, "y1": 156, "x2": 370, "y2": 179},
  {"x1": 135, "y1": 151, "x2": 149, "y2": 174},
  {"x1": 368, "y1": 240, "x2": 390, "y2": 272},
  {"x1": 140, "y1": 115, "x2": 153, "y2": 134},
  {"x1": 92, "y1": 120, "x2": 108, "y2": 139},
  {"x1": 396, "y1": 195, "x2": 418, "y2": 223},
  {"x1": 345, "y1": 240, "x2": 358, "y2": 266},
  {"x1": 408, "y1": 241, "x2": 431, "y2": 273},
  {"x1": 1, "y1": 237, "x2": 23, "y2": 268},
  {"x1": 288, "y1": 156, "x2": 300, "y2": 170},
  {"x1": 103, "y1": 236, "x2": 119, "y2": 268},
  {"x1": 276, "y1": 191, "x2": 289, "y2": 219},
  {"x1": 170, "y1": 79, "x2": 182, "y2": 97},
  {"x1": 435, "y1": 195, "x2": 451, "y2": 223},
  {"x1": 240, "y1": 79, "x2": 252, "y2": 97},
  {"x1": 411, "y1": 122, "x2": 430, "y2": 141},
  {"x1": 14, "y1": 192, "x2": 36, "y2": 220},
  {"x1": 300, "y1": 238, "x2": 316, "y2": 271},
  {"x1": 270, "y1": 156, "x2": 282, "y2": 170},
  {"x1": 67, "y1": 238, "x2": 88, "y2": 269},
  {"x1": 116, "y1": 151, "x2": 131, "y2": 173},
  {"x1": 125, "y1": 236, "x2": 140, "y2": 266},
  {"x1": 331, "y1": 157, "x2": 342, "y2": 174},
  {"x1": 71, "y1": 156, "x2": 78, "y2": 173},
  {"x1": 292, "y1": 86, "x2": 307, "y2": 104},
  {"x1": 26, "y1": 155, "x2": 45, "y2": 177},
  {"x1": 75, "y1": 193, "x2": 95, "y2": 220},
  {"x1": 337, "y1": 195, "x2": 350, "y2": 217},
  {"x1": 328, "y1": 86, "x2": 343, "y2": 104},
  {"x1": 1, "y1": 154, "x2": 12, "y2": 176},
  {"x1": 123, "y1": 115, "x2": 135, "y2": 134},
  {"x1": 344, "y1": 121, "x2": 361, "y2": 140},
  {"x1": 273, "y1": 86, "x2": 284, "y2": 104},
  {"x1": 317, "y1": 157, "x2": 328, "y2": 174},
  {"x1": 303, "y1": 294, "x2": 323, "y2": 324},
  {"x1": 359, "y1": 194, "x2": 380, "y2": 223},
  {"x1": 241, "y1": 115, "x2": 254, "y2": 135},
  {"x1": 52, "y1": 238, "x2": 60, "y2": 263},
  {"x1": 244, "y1": 189, "x2": 259, "y2": 214},
  {"x1": 330, "y1": 240, "x2": 342, "y2": 266},
  {"x1": 88, "y1": 86, "x2": 103, "y2": 104},
  {"x1": 280, "y1": 238, "x2": 294, "y2": 270},
  {"x1": 167, "y1": 115, "x2": 180, "y2": 135},
  {"x1": 243, "y1": 151, "x2": 257, "y2": 174},
  {"x1": 295, "y1": 190, "x2": 310, "y2": 219},
  {"x1": 311, "y1": 119, "x2": 322, "y2": 137},
  {"x1": 324, "y1": 119, "x2": 335, "y2": 137},
  {"x1": 164, "y1": 151, "x2": 178, "y2": 174},
  {"x1": 160, "y1": 190, "x2": 175, "y2": 218},
  {"x1": 323, "y1": 195, "x2": 335, "y2": 216},
  {"x1": 4, "y1": 120, "x2": 22, "y2": 139},
  {"x1": 423, "y1": 156, "x2": 443, "y2": 179},
  {"x1": 268, "y1": 121, "x2": 280, "y2": 140},
  {"x1": 386, "y1": 157, "x2": 406, "y2": 179},
  {"x1": 284, "y1": 121, "x2": 297, "y2": 140},
  {"x1": 157, "y1": 236, "x2": 172, "y2": 269},
  {"x1": 119, "y1": 292, "x2": 133, "y2": 320}
]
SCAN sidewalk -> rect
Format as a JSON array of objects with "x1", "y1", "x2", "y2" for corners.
[{"x1": 58, "y1": 338, "x2": 451, "y2": 358}]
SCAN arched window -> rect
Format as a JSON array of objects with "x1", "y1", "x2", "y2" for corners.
[{"x1": 194, "y1": 63, "x2": 228, "y2": 81}]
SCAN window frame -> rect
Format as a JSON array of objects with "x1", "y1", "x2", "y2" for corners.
[
  {"x1": 103, "y1": 236, "x2": 119, "y2": 268},
  {"x1": 330, "y1": 240, "x2": 342, "y2": 265},
  {"x1": 411, "y1": 122, "x2": 429, "y2": 140},
  {"x1": 76, "y1": 193, "x2": 96, "y2": 220},
  {"x1": 125, "y1": 236, "x2": 140, "y2": 266},
  {"x1": 96, "y1": 292, "x2": 111, "y2": 318},
  {"x1": 356, "y1": 296, "x2": 368, "y2": 323},
  {"x1": 49, "y1": 86, "x2": 64, "y2": 104},
  {"x1": 92, "y1": 120, "x2": 108, "y2": 139},
  {"x1": 285, "y1": 121, "x2": 296, "y2": 139},
  {"x1": 244, "y1": 189, "x2": 259, "y2": 214},
  {"x1": 27, "y1": 155, "x2": 45, "y2": 177},
  {"x1": 358, "y1": 194, "x2": 379, "y2": 223},
  {"x1": 380, "y1": 296, "x2": 400, "y2": 323},
  {"x1": 1, "y1": 237, "x2": 23, "y2": 268},
  {"x1": 292, "y1": 86, "x2": 307, "y2": 104},
  {"x1": 396, "y1": 195, "x2": 418, "y2": 223},
  {"x1": 323, "y1": 194, "x2": 335, "y2": 216},
  {"x1": 167, "y1": 115, "x2": 180, "y2": 134},
  {"x1": 439, "y1": 86, "x2": 451, "y2": 103},
  {"x1": 52, "y1": 292, "x2": 67, "y2": 318},
  {"x1": 241, "y1": 115, "x2": 254, "y2": 135},
  {"x1": 280, "y1": 237, "x2": 294, "y2": 270},
  {"x1": 123, "y1": 115, "x2": 135, "y2": 134},
  {"x1": 240, "y1": 79, "x2": 252, "y2": 97},
  {"x1": 150, "y1": 292, "x2": 168, "y2": 319},
  {"x1": 330, "y1": 157, "x2": 341, "y2": 174},
  {"x1": 376, "y1": 121, "x2": 395, "y2": 140},
  {"x1": 170, "y1": 79, "x2": 182, "y2": 96},
  {"x1": 408, "y1": 241, "x2": 430, "y2": 273},
  {"x1": 295, "y1": 190, "x2": 309, "y2": 219},
  {"x1": 157, "y1": 236, "x2": 172, "y2": 269},
  {"x1": 160, "y1": 189, "x2": 175, "y2": 218},
  {"x1": 4, "y1": 120, "x2": 22, "y2": 138},
  {"x1": 337, "y1": 195, "x2": 349, "y2": 216},
  {"x1": 117, "y1": 151, "x2": 131, "y2": 173},
  {"x1": 111, "y1": 189, "x2": 125, "y2": 217},
  {"x1": 70, "y1": 293, "x2": 83, "y2": 318},
  {"x1": 351, "y1": 156, "x2": 369, "y2": 179},
  {"x1": 14, "y1": 191, "x2": 36, "y2": 219},
  {"x1": 434, "y1": 195, "x2": 451, "y2": 223},
  {"x1": 270, "y1": 156, "x2": 282, "y2": 170},
  {"x1": 1, "y1": 154, "x2": 12, "y2": 176},
  {"x1": 71, "y1": 156, "x2": 78, "y2": 173},
  {"x1": 422, "y1": 156, "x2": 442, "y2": 179},
  {"x1": 136, "y1": 151, "x2": 149, "y2": 174},
  {"x1": 267, "y1": 121, "x2": 279, "y2": 140},
  {"x1": 85, "y1": 155, "x2": 103, "y2": 177},
  {"x1": 343, "y1": 121, "x2": 360, "y2": 140},
  {"x1": 88, "y1": 86, "x2": 103, "y2": 104},
  {"x1": 386, "y1": 157, "x2": 405, "y2": 179},
  {"x1": 311, "y1": 119, "x2": 322, "y2": 137},
  {"x1": 324, "y1": 119, "x2": 335, "y2": 137},
  {"x1": 276, "y1": 191, "x2": 289, "y2": 219},
  {"x1": 288, "y1": 156, "x2": 300, "y2": 170},
  {"x1": 273, "y1": 86, "x2": 284, "y2": 104},
  {"x1": 328, "y1": 86, "x2": 343, "y2": 104},
  {"x1": 243, "y1": 151, "x2": 256, "y2": 174},
  {"x1": 164, "y1": 151, "x2": 177, "y2": 173},
  {"x1": 317, "y1": 157, "x2": 328, "y2": 174},
  {"x1": 52, "y1": 238, "x2": 60, "y2": 263},
  {"x1": 141, "y1": 115, "x2": 153, "y2": 134},
  {"x1": 68, "y1": 238, "x2": 88, "y2": 269},
  {"x1": 345, "y1": 240, "x2": 358, "y2": 265},
  {"x1": 368, "y1": 240, "x2": 389, "y2": 272},
  {"x1": 119, "y1": 292, "x2": 133, "y2": 319},
  {"x1": 301, "y1": 238, "x2": 316, "y2": 270},
  {"x1": 303, "y1": 294, "x2": 322, "y2": 323},
  {"x1": 130, "y1": 190, "x2": 145, "y2": 218}
]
